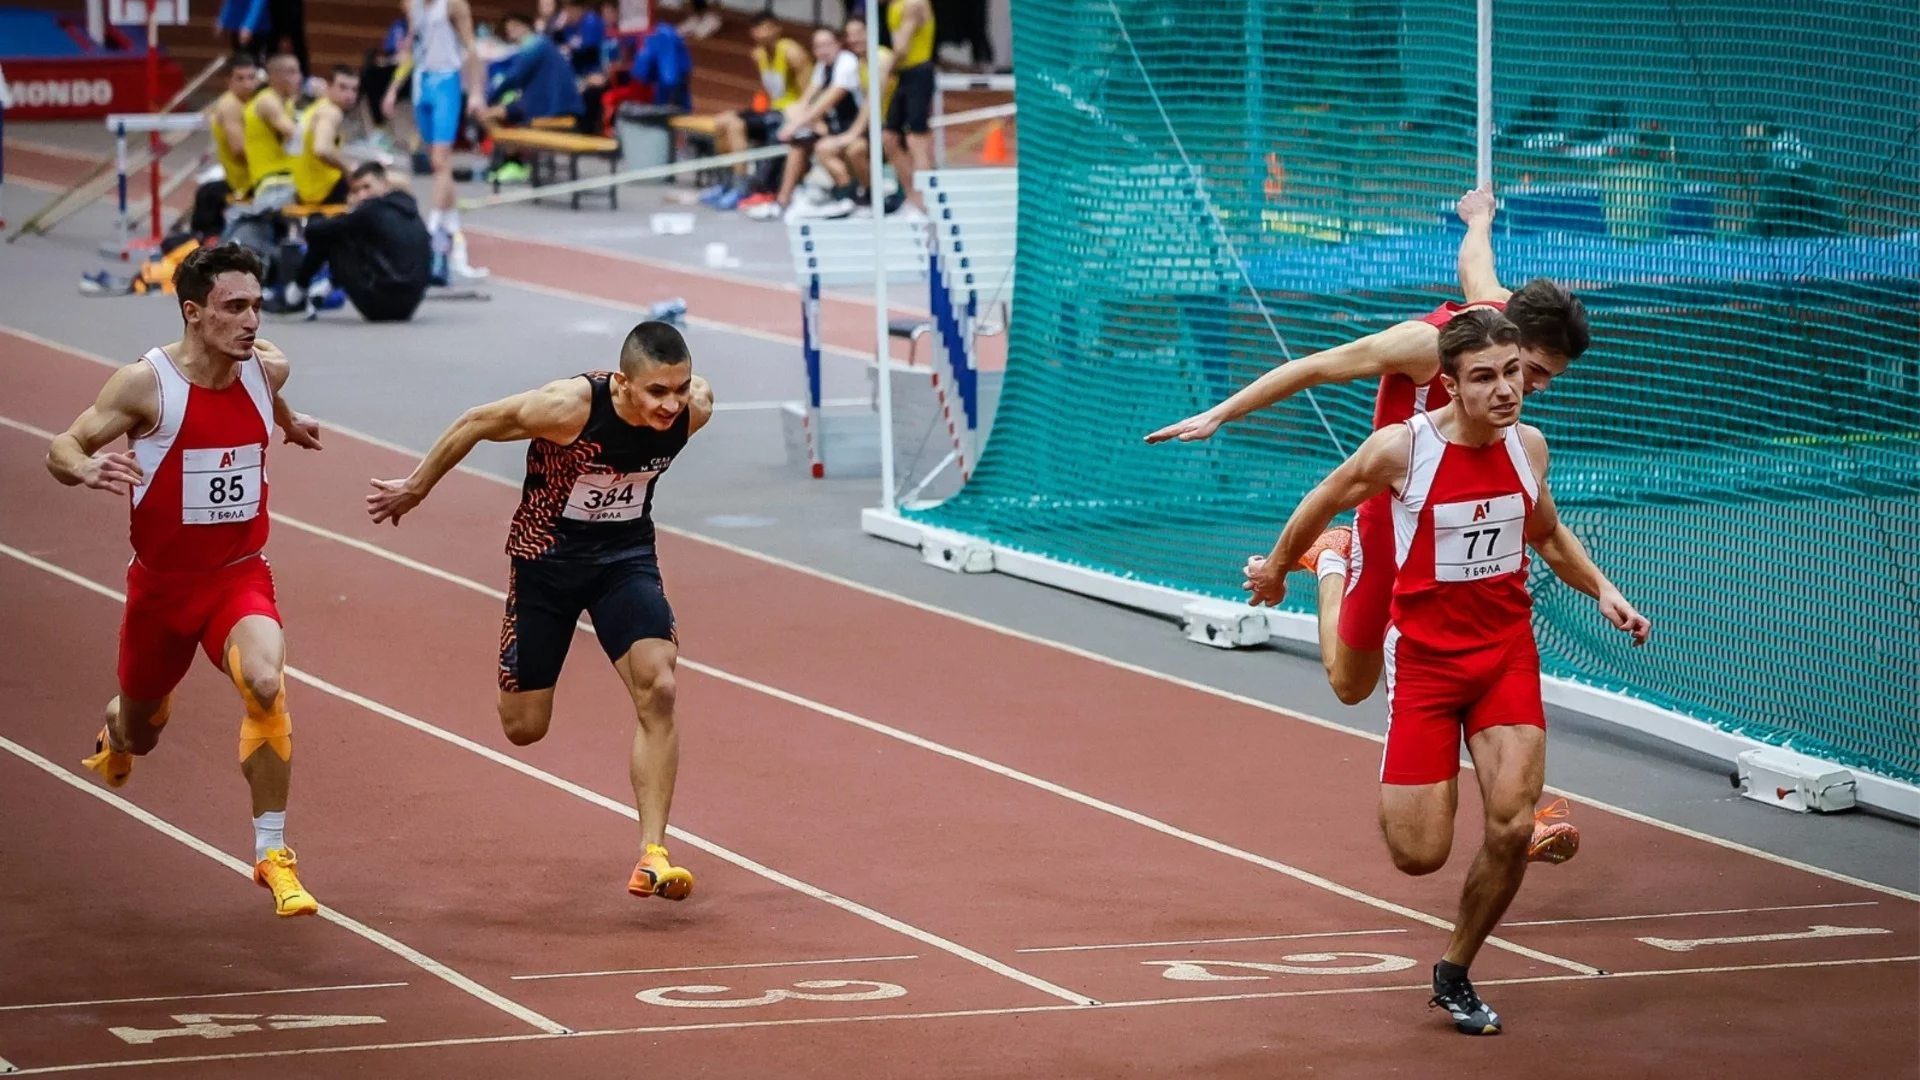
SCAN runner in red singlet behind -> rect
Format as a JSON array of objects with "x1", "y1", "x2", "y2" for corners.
[
  {"x1": 45, "y1": 243, "x2": 326, "y2": 918},
  {"x1": 1245, "y1": 310, "x2": 1650, "y2": 1035},
  {"x1": 366, "y1": 321, "x2": 713, "y2": 901}
]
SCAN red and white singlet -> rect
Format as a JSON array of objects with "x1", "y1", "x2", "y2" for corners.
[
  {"x1": 127, "y1": 346, "x2": 274, "y2": 572},
  {"x1": 1388, "y1": 411, "x2": 1538, "y2": 651}
]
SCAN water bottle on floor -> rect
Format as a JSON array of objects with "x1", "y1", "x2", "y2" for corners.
[{"x1": 646, "y1": 298, "x2": 687, "y2": 326}]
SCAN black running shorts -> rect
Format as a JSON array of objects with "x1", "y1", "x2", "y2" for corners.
[
  {"x1": 498, "y1": 553, "x2": 676, "y2": 693},
  {"x1": 884, "y1": 62, "x2": 935, "y2": 136}
]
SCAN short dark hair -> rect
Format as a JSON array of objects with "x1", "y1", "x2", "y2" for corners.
[
  {"x1": 331, "y1": 64, "x2": 358, "y2": 81},
  {"x1": 754, "y1": 9, "x2": 779, "y2": 26},
  {"x1": 173, "y1": 242, "x2": 263, "y2": 311},
  {"x1": 620, "y1": 321, "x2": 693, "y2": 374},
  {"x1": 1505, "y1": 278, "x2": 1590, "y2": 362},
  {"x1": 350, "y1": 160, "x2": 388, "y2": 182},
  {"x1": 227, "y1": 52, "x2": 258, "y2": 71},
  {"x1": 1437, "y1": 307, "x2": 1519, "y2": 376},
  {"x1": 503, "y1": 10, "x2": 534, "y2": 28}
]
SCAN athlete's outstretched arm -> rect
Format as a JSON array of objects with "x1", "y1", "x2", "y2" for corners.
[
  {"x1": 1519, "y1": 428, "x2": 1651, "y2": 645},
  {"x1": 253, "y1": 339, "x2": 323, "y2": 451},
  {"x1": 687, "y1": 375, "x2": 716, "y2": 436},
  {"x1": 46, "y1": 363, "x2": 158, "y2": 495},
  {"x1": 1144, "y1": 321, "x2": 1440, "y2": 444},
  {"x1": 367, "y1": 379, "x2": 588, "y2": 525},
  {"x1": 1456, "y1": 186, "x2": 1512, "y2": 304},
  {"x1": 1243, "y1": 426, "x2": 1408, "y2": 607}
]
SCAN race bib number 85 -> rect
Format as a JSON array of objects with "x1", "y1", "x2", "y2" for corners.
[
  {"x1": 563, "y1": 470, "x2": 659, "y2": 523},
  {"x1": 1431, "y1": 493, "x2": 1525, "y2": 582},
  {"x1": 181, "y1": 444, "x2": 264, "y2": 524}
]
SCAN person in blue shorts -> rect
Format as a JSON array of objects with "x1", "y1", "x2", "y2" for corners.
[{"x1": 383, "y1": 0, "x2": 489, "y2": 281}]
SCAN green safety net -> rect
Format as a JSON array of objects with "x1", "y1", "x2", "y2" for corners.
[{"x1": 907, "y1": 0, "x2": 1920, "y2": 781}]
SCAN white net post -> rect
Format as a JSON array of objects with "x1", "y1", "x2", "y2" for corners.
[{"x1": 866, "y1": 0, "x2": 896, "y2": 509}]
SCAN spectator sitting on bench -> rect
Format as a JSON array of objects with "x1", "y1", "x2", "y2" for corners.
[
  {"x1": 812, "y1": 17, "x2": 892, "y2": 216},
  {"x1": 293, "y1": 66, "x2": 361, "y2": 206},
  {"x1": 702, "y1": 11, "x2": 811, "y2": 211},
  {"x1": 284, "y1": 161, "x2": 434, "y2": 322},
  {"x1": 747, "y1": 25, "x2": 861, "y2": 221},
  {"x1": 484, "y1": 11, "x2": 587, "y2": 182},
  {"x1": 600, "y1": 17, "x2": 692, "y2": 127},
  {"x1": 241, "y1": 53, "x2": 305, "y2": 209}
]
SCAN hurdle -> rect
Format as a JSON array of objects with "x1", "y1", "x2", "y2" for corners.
[{"x1": 102, "y1": 110, "x2": 206, "y2": 257}]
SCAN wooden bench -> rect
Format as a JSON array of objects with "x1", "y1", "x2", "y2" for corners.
[
  {"x1": 284, "y1": 203, "x2": 350, "y2": 218},
  {"x1": 668, "y1": 114, "x2": 730, "y2": 188},
  {"x1": 528, "y1": 115, "x2": 578, "y2": 131},
  {"x1": 488, "y1": 128, "x2": 622, "y2": 209}
]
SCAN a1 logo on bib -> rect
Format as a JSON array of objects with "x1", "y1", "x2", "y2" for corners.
[
  {"x1": 181, "y1": 444, "x2": 264, "y2": 524},
  {"x1": 563, "y1": 469, "x2": 660, "y2": 523},
  {"x1": 1431, "y1": 493, "x2": 1525, "y2": 581}
]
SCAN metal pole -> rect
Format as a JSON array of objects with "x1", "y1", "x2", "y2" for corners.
[
  {"x1": 114, "y1": 121, "x2": 129, "y2": 246},
  {"x1": 1475, "y1": 0, "x2": 1493, "y2": 188},
  {"x1": 866, "y1": 0, "x2": 895, "y2": 510},
  {"x1": 147, "y1": 9, "x2": 163, "y2": 244}
]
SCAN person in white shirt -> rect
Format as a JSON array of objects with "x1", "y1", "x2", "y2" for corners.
[{"x1": 746, "y1": 26, "x2": 862, "y2": 221}]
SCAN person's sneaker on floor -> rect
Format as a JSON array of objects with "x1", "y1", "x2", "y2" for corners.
[
  {"x1": 812, "y1": 197, "x2": 856, "y2": 219},
  {"x1": 713, "y1": 185, "x2": 749, "y2": 211},
  {"x1": 746, "y1": 199, "x2": 785, "y2": 221},
  {"x1": 447, "y1": 232, "x2": 489, "y2": 280},
  {"x1": 696, "y1": 182, "x2": 731, "y2": 206},
  {"x1": 489, "y1": 160, "x2": 531, "y2": 184},
  {"x1": 881, "y1": 189, "x2": 908, "y2": 215},
  {"x1": 737, "y1": 192, "x2": 775, "y2": 209},
  {"x1": 81, "y1": 725, "x2": 134, "y2": 788},
  {"x1": 253, "y1": 848, "x2": 319, "y2": 917},
  {"x1": 1296, "y1": 524, "x2": 1353, "y2": 576},
  {"x1": 1429, "y1": 961, "x2": 1500, "y2": 1035},
  {"x1": 1527, "y1": 797, "x2": 1580, "y2": 864},
  {"x1": 628, "y1": 843, "x2": 694, "y2": 900}
]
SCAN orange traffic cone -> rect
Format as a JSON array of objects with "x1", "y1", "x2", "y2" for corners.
[{"x1": 980, "y1": 121, "x2": 1009, "y2": 165}]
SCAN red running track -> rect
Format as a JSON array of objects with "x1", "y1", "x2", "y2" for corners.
[{"x1": 0, "y1": 332, "x2": 1915, "y2": 1078}]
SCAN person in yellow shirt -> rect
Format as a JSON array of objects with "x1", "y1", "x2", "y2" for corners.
[
  {"x1": 208, "y1": 54, "x2": 262, "y2": 198},
  {"x1": 293, "y1": 67, "x2": 361, "y2": 206},
  {"x1": 811, "y1": 17, "x2": 891, "y2": 217},
  {"x1": 243, "y1": 54, "x2": 304, "y2": 207},
  {"x1": 704, "y1": 11, "x2": 811, "y2": 207},
  {"x1": 881, "y1": 0, "x2": 935, "y2": 212}
]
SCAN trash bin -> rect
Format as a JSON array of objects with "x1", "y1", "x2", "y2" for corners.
[{"x1": 615, "y1": 103, "x2": 680, "y2": 181}]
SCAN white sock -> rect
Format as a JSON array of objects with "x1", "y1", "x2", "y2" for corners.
[
  {"x1": 442, "y1": 208, "x2": 462, "y2": 237},
  {"x1": 1316, "y1": 550, "x2": 1349, "y2": 582},
  {"x1": 253, "y1": 811, "x2": 286, "y2": 863},
  {"x1": 426, "y1": 208, "x2": 444, "y2": 236}
]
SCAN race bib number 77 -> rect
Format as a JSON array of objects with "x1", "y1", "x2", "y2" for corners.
[
  {"x1": 181, "y1": 444, "x2": 265, "y2": 524},
  {"x1": 562, "y1": 470, "x2": 660, "y2": 523},
  {"x1": 1431, "y1": 493, "x2": 1526, "y2": 582}
]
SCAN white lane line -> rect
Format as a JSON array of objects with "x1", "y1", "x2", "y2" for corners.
[
  {"x1": 0, "y1": 983, "x2": 409, "y2": 1013},
  {"x1": 1017, "y1": 929, "x2": 1407, "y2": 954},
  {"x1": 249, "y1": 511, "x2": 1597, "y2": 976},
  {"x1": 8, "y1": 955, "x2": 1915, "y2": 1076},
  {"x1": 1504, "y1": 901, "x2": 1882, "y2": 928},
  {"x1": 7, "y1": 334, "x2": 1917, "y2": 908},
  {"x1": 514, "y1": 954, "x2": 919, "y2": 982},
  {"x1": 0, "y1": 734, "x2": 567, "y2": 1036},
  {"x1": 0, "y1": 543, "x2": 1095, "y2": 1010}
]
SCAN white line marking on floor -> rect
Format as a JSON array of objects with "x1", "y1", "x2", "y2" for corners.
[
  {"x1": 0, "y1": 733, "x2": 568, "y2": 1036},
  {"x1": 1504, "y1": 901, "x2": 1882, "y2": 928},
  {"x1": 0, "y1": 984, "x2": 409, "y2": 1014},
  {"x1": 243, "y1": 512, "x2": 1599, "y2": 976},
  {"x1": 0, "y1": 543, "x2": 1094, "y2": 1010},
  {"x1": 5, "y1": 334, "x2": 1915, "y2": 907},
  {"x1": 1017, "y1": 929, "x2": 1408, "y2": 954},
  {"x1": 8, "y1": 956, "x2": 1915, "y2": 1075},
  {"x1": 1637, "y1": 924, "x2": 1893, "y2": 953},
  {"x1": 514, "y1": 955, "x2": 920, "y2": 981}
]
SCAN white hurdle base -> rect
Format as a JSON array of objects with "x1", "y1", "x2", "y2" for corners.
[{"x1": 860, "y1": 507, "x2": 1920, "y2": 822}]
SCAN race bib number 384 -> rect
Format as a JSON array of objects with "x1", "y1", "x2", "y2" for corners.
[
  {"x1": 1431, "y1": 493, "x2": 1526, "y2": 582},
  {"x1": 562, "y1": 470, "x2": 659, "y2": 523},
  {"x1": 181, "y1": 444, "x2": 265, "y2": 524}
]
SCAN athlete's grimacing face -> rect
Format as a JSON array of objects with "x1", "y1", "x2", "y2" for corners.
[
  {"x1": 1443, "y1": 342, "x2": 1524, "y2": 428},
  {"x1": 183, "y1": 271, "x2": 262, "y2": 361},
  {"x1": 613, "y1": 363, "x2": 694, "y2": 430}
]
